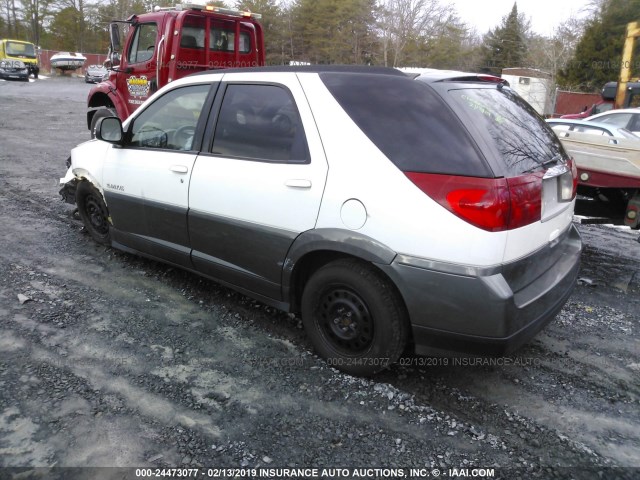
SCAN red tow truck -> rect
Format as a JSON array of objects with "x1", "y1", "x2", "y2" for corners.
[{"x1": 87, "y1": 3, "x2": 264, "y2": 134}]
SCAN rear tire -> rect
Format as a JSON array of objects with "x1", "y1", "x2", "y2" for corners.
[
  {"x1": 301, "y1": 258, "x2": 409, "y2": 376},
  {"x1": 76, "y1": 182, "x2": 111, "y2": 245}
]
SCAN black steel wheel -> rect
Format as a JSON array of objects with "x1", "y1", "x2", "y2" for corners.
[
  {"x1": 317, "y1": 287, "x2": 374, "y2": 355},
  {"x1": 301, "y1": 258, "x2": 409, "y2": 376},
  {"x1": 76, "y1": 181, "x2": 111, "y2": 245}
]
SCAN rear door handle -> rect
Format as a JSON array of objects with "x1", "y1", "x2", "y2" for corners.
[
  {"x1": 285, "y1": 179, "x2": 312, "y2": 189},
  {"x1": 170, "y1": 165, "x2": 189, "y2": 174}
]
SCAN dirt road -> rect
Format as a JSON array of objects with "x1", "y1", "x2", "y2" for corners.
[{"x1": 0, "y1": 77, "x2": 638, "y2": 479}]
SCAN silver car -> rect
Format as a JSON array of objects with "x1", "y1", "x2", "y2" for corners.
[
  {"x1": 84, "y1": 64, "x2": 108, "y2": 83},
  {"x1": 546, "y1": 118, "x2": 640, "y2": 141}
]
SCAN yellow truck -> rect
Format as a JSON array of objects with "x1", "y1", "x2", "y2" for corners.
[{"x1": 0, "y1": 39, "x2": 39, "y2": 79}]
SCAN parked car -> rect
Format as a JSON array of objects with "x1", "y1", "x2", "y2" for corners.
[
  {"x1": 547, "y1": 118, "x2": 640, "y2": 140},
  {"x1": 60, "y1": 66, "x2": 582, "y2": 375},
  {"x1": 84, "y1": 64, "x2": 107, "y2": 83},
  {"x1": 0, "y1": 59, "x2": 29, "y2": 81},
  {"x1": 559, "y1": 100, "x2": 613, "y2": 119},
  {"x1": 586, "y1": 108, "x2": 640, "y2": 134}
]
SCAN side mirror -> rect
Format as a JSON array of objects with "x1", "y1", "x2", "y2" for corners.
[
  {"x1": 108, "y1": 50, "x2": 120, "y2": 68},
  {"x1": 110, "y1": 23, "x2": 122, "y2": 52},
  {"x1": 96, "y1": 117, "x2": 124, "y2": 144}
]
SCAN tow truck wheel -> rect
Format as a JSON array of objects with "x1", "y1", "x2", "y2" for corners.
[{"x1": 90, "y1": 108, "x2": 117, "y2": 139}]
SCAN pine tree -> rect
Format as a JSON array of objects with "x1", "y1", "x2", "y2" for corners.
[
  {"x1": 291, "y1": 0, "x2": 377, "y2": 65},
  {"x1": 480, "y1": 2, "x2": 528, "y2": 75},
  {"x1": 558, "y1": 0, "x2": 640, "y2": 91},
  {"x1": 235, "y1": 0, "x2": 289, "y2": 65}
]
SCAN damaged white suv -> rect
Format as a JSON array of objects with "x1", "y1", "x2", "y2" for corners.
[{"x1": 60, "y1": 66, "x2": 582, "y2": 375}]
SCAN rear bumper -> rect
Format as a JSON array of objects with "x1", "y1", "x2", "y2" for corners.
[{"x1": 379, "y1": 224, "x2": 582, "y2": 356}]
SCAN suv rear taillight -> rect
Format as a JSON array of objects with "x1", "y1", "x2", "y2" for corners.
[{"x1": 405, "y1": 171, "x2": 545, "y2": 232}]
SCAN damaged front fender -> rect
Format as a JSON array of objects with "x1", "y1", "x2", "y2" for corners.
[
  {"x1": 59, "y1": 140, "x2": 110, "y2": 205},
  {"x1": 59, "y1": 160, "x2": 77, "y2": 204},
  {"x1": 59, "y1": 176, "x2": 78, "y2": 205}
]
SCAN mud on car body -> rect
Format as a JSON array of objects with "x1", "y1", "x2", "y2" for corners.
[{"x1": 60, "y1": 66, "x2": 582, "y2": 375}]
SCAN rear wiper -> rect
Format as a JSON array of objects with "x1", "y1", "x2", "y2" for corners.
[{"x1": 522, "y1": 154, "x2": 562, "y2": 174}]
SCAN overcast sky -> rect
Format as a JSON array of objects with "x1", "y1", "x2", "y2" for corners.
[{"x1": 451, "y1": 0, "x2": 592, "y2": 36}]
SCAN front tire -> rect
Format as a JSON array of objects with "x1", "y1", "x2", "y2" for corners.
[
  {"x1": 90, "y1": 108, "x2": 117, "y2": 138},
  {"x1": 76, "y1": 182, "x2": 111, "y2": 245},
  {"x1": 301, "y1": 258, "x2": 409, "y2": 376}
]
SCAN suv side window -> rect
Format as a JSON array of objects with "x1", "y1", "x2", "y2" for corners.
[
  {"x1": 128, "y1": 23, "x2": 158, "y2": 64},
  {"x1": 597, "y1": 113, "x2": 633, "y2": 128},
  {"x1": 576, "y1": 126, "x2": 610, "y2": 136},
  {"x1": 130, "y1": 84, "x2": 210, "y2": 151},
  {"x1": 321, "y1": 72, "x2": 491, "y2": 176},
  {"x1": 211, "y1": 84, "x2": 309, "y2": 162}
]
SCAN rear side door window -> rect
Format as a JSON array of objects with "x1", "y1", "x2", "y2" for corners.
[{"x1": 211, "y1": 84, "x2": 309, "y2": 163}]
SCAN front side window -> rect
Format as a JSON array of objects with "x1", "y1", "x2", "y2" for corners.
[
  {"x1": 212, "y1": 84, "x2": 309, "y2": 162},
  {"x1": 130, "y1": 84, "x2": 210, "y2": 151},
  {"x1": 593, "y1": 103, "x2": 613, "y2": 115},
  {"x1": 128, "y1": 23, "x2": 158, "y2": 64}
]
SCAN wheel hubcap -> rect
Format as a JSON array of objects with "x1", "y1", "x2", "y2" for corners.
[{"x1": 319, "y1": 288, "x2": 373, "y2": 354}]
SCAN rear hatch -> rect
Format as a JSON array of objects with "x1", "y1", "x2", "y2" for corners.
[
  {"x1": 419, "y1": 78, "x2": 577, "y2": 262},
  {"x1": 318, "y1": 70, "x2": 576, "y2": 265}
]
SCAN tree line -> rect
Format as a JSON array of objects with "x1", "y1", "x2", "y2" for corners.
[{"x1": 1, "y1": 0, "x2": 638, "y2": 92}]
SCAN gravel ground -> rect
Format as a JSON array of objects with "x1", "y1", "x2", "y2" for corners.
[{"x1": 0, "y1": 77, "x2": 639, "y2": 480}]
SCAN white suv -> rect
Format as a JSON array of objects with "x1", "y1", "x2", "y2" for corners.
[{"x1": 60, "y1": 66, "x2": 582, "y2": 375}]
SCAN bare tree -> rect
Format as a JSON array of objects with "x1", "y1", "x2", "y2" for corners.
[{"x1": 378, "y1": 0, "x2": 456, "y2": 67}]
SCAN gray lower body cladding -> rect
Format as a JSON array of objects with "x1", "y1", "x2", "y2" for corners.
[{"x1": 379, "y1": 225, "x2": 582, "y2": 356}]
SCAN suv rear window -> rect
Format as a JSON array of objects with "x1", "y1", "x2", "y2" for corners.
[
  {"x1": 320, "y1": 72, "x2": 491, "y2": 177},
  {"x1": 447, "y1": 87, "x2": 565, "y2": 176}
]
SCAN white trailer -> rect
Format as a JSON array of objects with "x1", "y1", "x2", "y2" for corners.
[{"x1": 501, "y1": 68, "x2": 553, "y2": 116}]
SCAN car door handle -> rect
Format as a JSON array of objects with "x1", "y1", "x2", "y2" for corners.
[
  {"x1": 285, "y1": 179, "x2": 312, "y2": 189},
  {"x1": 170, "y1": 165, "x2": 189, "y2": 174}
]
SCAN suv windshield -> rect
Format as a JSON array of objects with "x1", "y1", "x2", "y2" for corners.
[{"x1": 448, "y1": 87, "x2": 566, "y2": 175}]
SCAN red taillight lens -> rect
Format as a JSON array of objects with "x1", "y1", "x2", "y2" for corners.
[
  {"x1": 506, "y1": 173, "x2": 544, "y2": 229},
  {"x1": 405, "y1": 172, "x2": 543, "y2": 232}
]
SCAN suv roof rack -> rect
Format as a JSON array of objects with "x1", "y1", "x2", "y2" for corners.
[{"x1": 191, "y1": 65, "x2": 407, "y2": 77}]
